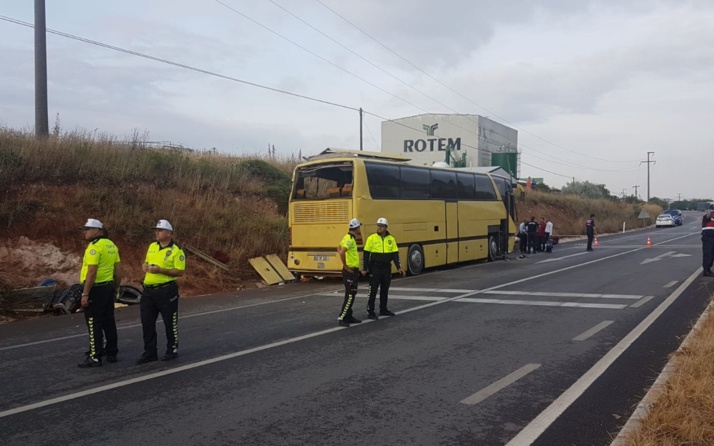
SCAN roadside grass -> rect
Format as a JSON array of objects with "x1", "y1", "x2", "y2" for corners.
[
  {"x1": 621, "y1": 296, "x2": 714, "y2": 445},
  {"x1": 518, "y1": 190, "x2": 663, "y2": 237},
  {"x1": 0, "y1": 126, "x2": 297, "y2": 293}
]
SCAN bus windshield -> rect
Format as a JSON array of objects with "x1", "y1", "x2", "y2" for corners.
[{"x1": 293, "y1": 162, "x2": 353, "y2": 200}]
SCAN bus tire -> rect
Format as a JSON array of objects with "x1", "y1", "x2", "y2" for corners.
[
  {"x1": 488, "y1": 235, "x2": 499, "y2": 262},
  {"x1": 116, "y1": 285, "x2": 142, "y2": 305},
  {"x1": 407, "y1": 244, "x2": 424, "y2": 276}
]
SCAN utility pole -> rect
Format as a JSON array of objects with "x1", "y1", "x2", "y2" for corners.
[
  {"x1": 621, "y1": 188, "x2": 627, "y2": 200},
  {"x1": 359, "y1": 107, "x2": 363, "y2": 151},
  {"x1": 633, "y1": 185, "x2": 639, "y2": 199},
  {"x1": 34, "y1": 0, "x2": 49, "y2": 138},
  {"x1": 641, "y1": 152, "x2": 655, "y2": 202}
]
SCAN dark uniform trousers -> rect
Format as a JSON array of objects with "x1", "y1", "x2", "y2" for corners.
[
  {"x1": 703, "y1": 231, "x2": 714, "y2": 271},
  {"x1": 339, "y1": 269, "x2": 360, "y2": 319},
  {"x1": 141, "y1": 281, "x2": 179, "y2": 356},
  {"x1": 84, "y1": 282, "x2": 118, "y2": 359},
  {"x1": 367, "y1": 264, "x2": 392, "y2": 313},
  {"x1": 586, "y1": 231, "x2": 594, "y2": 250}
]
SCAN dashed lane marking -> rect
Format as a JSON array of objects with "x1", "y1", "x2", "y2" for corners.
[
  {"x1": 460, "y1": 363, "x2": 541, "y2": 405},
  {"x1": 572, "y1": 321, "x2": 614, "y2": 341}
]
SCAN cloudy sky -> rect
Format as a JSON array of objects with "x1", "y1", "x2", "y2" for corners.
[{"x1": 1, "y1": 0, "x2": 712, "y2": 200}]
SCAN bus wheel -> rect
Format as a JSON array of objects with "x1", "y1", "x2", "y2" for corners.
[
  {"x1": 488, "y1": 235, "x2": 499, "y2": 262},
  {"x1": 407, "y1": 244, "x2": 424, "y2": 276}
]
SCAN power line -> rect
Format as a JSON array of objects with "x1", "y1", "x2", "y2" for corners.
[
  {"x1": 314, "y1": 0, "x2": 639, "y2": 165},
  {"x1": 0, "y1": 14, "x2": 359, "y2": 112},
  {"x1": 0, "y1": 14, "x2": 595, "y2": 182},
  {"x1": 215, "y1": 0, "x2": 505, "y2": 152}
]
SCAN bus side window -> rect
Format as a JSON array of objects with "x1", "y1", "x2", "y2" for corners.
[
  {"x1": 295, "y1": 188, "x2": 305, "y2": 199},
  {"x1": 327, "y1": 186, "x2": 342, "y2": 198},
  {"x1": 341, "y1": 183, "x2": 353, "y2": 197}
]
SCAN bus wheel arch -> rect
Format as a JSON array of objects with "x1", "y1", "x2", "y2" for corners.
[
  {"x1": 406, "y1": 244, "x2": 424, "y2": 276},
  {"x1": 488, "y1": 234, "x2": 500, "y2": 262}
]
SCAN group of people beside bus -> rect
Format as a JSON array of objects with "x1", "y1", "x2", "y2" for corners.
[
  {"x1": 336, "y1": 217, "x2": 405, "y2": 327},
  {"x1": 518, "y1": 217, "x2": 554, "y2": 254},
  {"x1": 77, "y1": 218, "x2": 186, "y2": 368}
]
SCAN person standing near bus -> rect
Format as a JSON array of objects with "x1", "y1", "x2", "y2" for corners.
[
  {"x1": 518, "y1": 219, "x2": 528, "y2": 254},
  {"x1": 586, "y1": 214, "x2": 596, "y2": 251},
  {"x1": 536, "y1": 218, "x2": 547, "y2": 252},
  {"x1": 337, "y1": 218, "x2": 364, "y2": 327},
  {"x1": 78, "y1": 218, "x2": 122, "y2": 368},
  {"x1": 363, "y1": 217, "x2": 405, "y2": 319},
  {"x1": 137, "y1": 219, "x2": 186, "y2": 364},
  {"x1": 526, "y1": 216, "x2": 538, "y2": 254},
  {"x1": 544, "y1": 218, "x2": 553, "y2": 245},
  {"x1": 701, "y1": 205, "x2": 714, "y2": 277}
]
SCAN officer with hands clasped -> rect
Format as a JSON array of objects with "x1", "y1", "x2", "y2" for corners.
[
  {"x1": 337, "y1": 218, "x2": 364, "y2": 327},
  {"x1": 137, "y1": 219, "x2": 186, "y2": 364},
  {"x1": 702, "y1": 205, "x2": 714, "y2": 277},
  {"x1": 363, "y1": 217, "x2": 405, "y2": 319},
  {"x1": 585, "y1": 214, "x2": 596, "y2": 251},
  {"x1": 78, "y1": 218, "x2": 122, "y2": 368}
]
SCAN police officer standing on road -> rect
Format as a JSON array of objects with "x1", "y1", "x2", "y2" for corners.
[
  {"x1": 78, "y1": 218, "x2": 122, "y2": 368},
  {"x1": 337, "y1": 218, "x2": 363, "y2": 327},
  {"x1": 526, "y1": 216, "x2": 538, "y2": 254},
  {"x1": 701, "y1": 205, "x2": 714, "y2": 277},
  {"x1": 137, "y1": 219, "x2": 186, "y2": 364},
  {"x1": 363, "y1": 218, "x2": 405, "y2": 319},
  {"x1": 585, "y1": 214, "x2": 596, "y2": 251}
]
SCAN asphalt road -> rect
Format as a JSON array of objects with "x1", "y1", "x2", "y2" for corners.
[{"x1": 1, "y1": 213, "x2": 711, "y2": 446}]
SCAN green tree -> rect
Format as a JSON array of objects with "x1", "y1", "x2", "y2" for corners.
[{"x1": 561, "y1": 181, "x2": 611, "y2": 199}]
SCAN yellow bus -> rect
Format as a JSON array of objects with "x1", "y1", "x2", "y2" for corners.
[{"x1": 287, "y1": 149, "x2": 517, "y2": 276}]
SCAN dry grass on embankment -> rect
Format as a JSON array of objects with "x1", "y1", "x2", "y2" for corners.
[
  {"x1": 620, "y1": 297, "x2": 714, "y2": 445},
  {"x1": 517, "y1": 190, "x2": 663, "y2": 237},
  {"x1": 0, "y1": 126, "x2": 297, "y2": 295}
]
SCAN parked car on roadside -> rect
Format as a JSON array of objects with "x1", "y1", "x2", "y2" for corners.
[
  {"x1": 663, "y1": 209, "x2": 683, "y2": 225},
  {"x1": 656, "y1": 213, "x2": 676, "y2": 228}
]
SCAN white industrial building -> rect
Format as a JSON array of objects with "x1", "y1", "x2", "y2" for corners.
[{"x1": 381, "y1": 114, "x2": 519, "y2": 177}]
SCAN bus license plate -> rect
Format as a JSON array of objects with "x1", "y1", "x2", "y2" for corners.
[{"x1": 313, "y1": 256, "x2": 329, "y2": 261}]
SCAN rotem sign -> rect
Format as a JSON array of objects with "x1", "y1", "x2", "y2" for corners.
[{"x1": 403, "y1": 137, "x2": 462, "y2": 153}]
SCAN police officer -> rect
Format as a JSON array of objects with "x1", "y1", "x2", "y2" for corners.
[
  {"x1": 702, "y1": 205, "x2": 714, "y2": 277},
  {"x1": 78, "y1": 218, "x2": 122, "y2": 368},
  {"x1": 526, "y1": 216, "x2": 538, "y2": 254},
  {"x1": 363, "y1": 217, "x2": 405, "y2": 319},
  {"x1": 585, "y1": 214, "x2": 596, "y2": 251},
  {"x1": 137, "y1": 219, "x2": 186, "y2": 364},
  {"x1": 337, "y1": 218, "x2": 363, "y2": 327}
]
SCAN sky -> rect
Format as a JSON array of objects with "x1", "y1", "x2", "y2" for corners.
[{"x1": 1, "y1": 0, "x2": 713, "y2": 201}]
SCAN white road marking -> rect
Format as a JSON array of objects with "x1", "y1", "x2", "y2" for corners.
[
  {"x1": 0, "y1": 238, "x2": 695, "y2": 417},
  {"x1": 456, "y1": 298, "x2": 628, "y2": 310},
  {"x1": 387, "y1": 287, "x2": 474, "y2": 293},
  {"x1": 381, "y1": 295, "x2": 448, "y2": 302},
  {"x1": 663, "y1": 281, "x2": 678, "y2": 288},
  {"x1": 630, "y1": 296, "x2": 655, "y2": 308},
  {"x1": 484, "y1": 291, "x2": 642, "y2": 300},
  {"x1": 460, "y1": 363, "x2": 541, "y2": 405},
  {"x1": 572, "y1": 321, "x2": 614, "y2": 341},
  {"x1": 0, "y1": 292, "x2": 335, "y2": 352},
  {"x1": 505, "y1": 268, "x2": 701, "y2": 446},
  {"x1": 537, "y1": 252, "x2": 590, "y2": 264},
  {"x1": 0, "y1": 325, "x2": 344, "y2": 419},
  {"x1": 640, "y1": 251, "x2": 677, "y2": 265}
]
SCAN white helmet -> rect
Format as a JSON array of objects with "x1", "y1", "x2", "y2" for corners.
[
  {"x1": 376, "y1": 217, "x2": 388, "y2": 226},
  {"x1": 348, "y1": 218, "x2": 361, "y2": 229}
]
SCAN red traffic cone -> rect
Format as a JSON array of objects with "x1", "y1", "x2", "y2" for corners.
[
  {"x1": 646, "y1": 235, "x2": 652, "y2": 247},
  {"x1": 593, "y1": 236, "x2": 599, "y2": 247}
]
